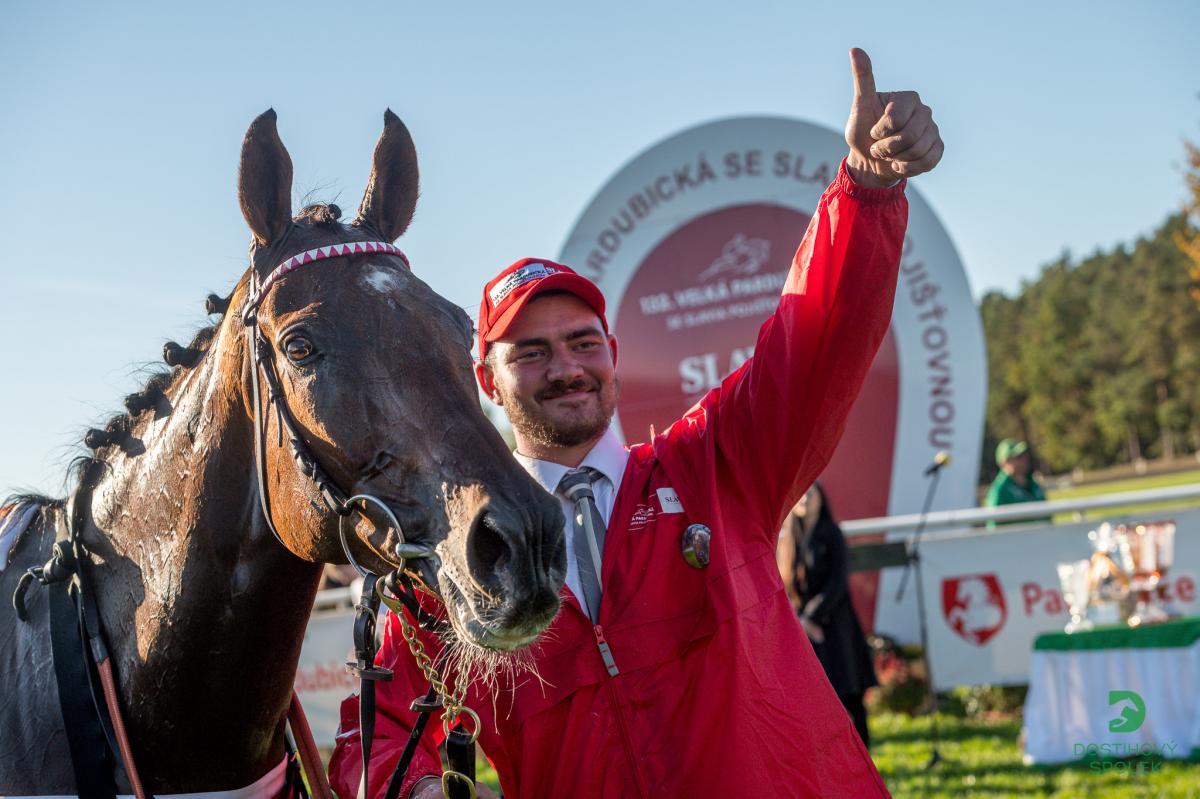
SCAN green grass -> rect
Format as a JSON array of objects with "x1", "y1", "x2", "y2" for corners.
[
  {"x1": 474, "y1": 712, "x2": 1200, "y2": 797},
  {"x1": 477, "y1": 756, "x2": 499, "y2": 791},
  {"x1": 870, "y1": 712, "x2": 1200, "y2": 799},
  {"x1": 1050, "y1": 468, "x2": 1200, "y2": 499},
  {"x1": 1047, "y1": 468, "x2": 1200, "y2": 521}
]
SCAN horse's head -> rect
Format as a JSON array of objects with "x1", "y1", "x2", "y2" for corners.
[{"x1": 235, "y1": 110, "x2": 565, "y2": 651}]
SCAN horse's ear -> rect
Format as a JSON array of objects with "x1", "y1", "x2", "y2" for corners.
[
  {"x1": 238, "y1": 109, "x2": 293, "y2": 247},
  {"x1": 354, "y1": 109, "x2": 419, "y2": 242}
]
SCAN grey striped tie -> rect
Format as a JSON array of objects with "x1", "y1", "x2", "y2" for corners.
[{"x1": 557, "y1": 467, "x2": 607, "y2": 622}]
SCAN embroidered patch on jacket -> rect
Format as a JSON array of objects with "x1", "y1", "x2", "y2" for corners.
[
  {"x1": 628, "y1": 502, "x2": 656, "y2": 531},
  {"x1": 656, "y1": 487, "x2": 684, "y2": 514}
]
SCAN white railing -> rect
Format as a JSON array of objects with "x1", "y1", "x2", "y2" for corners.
[
  {"x1": 841, "y1": 482, "x2": 1200, "y2": 538},
  {"x1": 308, "y1": 482, "x2": 1200, "y2": 607},
  {"x1": 313, "y1": 585, "x2": 355, "y2": 611}
]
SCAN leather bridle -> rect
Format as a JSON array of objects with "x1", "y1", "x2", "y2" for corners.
[
  {"x1": 241, "y1": 228, "x2": 401, "y2": 547},
  {"x1": 242, "y1": 231, "x2": 478, "y2": 799}
]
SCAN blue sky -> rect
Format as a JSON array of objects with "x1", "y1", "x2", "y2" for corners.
[{"x1": 2, "y1": 1, "x2": 1198, "y2": 495}]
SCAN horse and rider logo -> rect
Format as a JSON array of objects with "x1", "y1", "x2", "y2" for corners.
[
  {"x1": 697, "y1": 234, "x2": 772, "y2": 282},
  {"x1": 1108, "y1": 690, "x2": 1146, "y2": 733},
  {"x1": 941, "y1": 573, "x2": 1008, "y2": 645}
]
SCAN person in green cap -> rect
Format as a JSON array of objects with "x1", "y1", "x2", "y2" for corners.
[{"x1": 985, "y1": 439, "x2": 1050, "y2": 528}]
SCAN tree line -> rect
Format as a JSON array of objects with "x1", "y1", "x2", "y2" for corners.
[{"x1": 980, "y1": 142, "x2": 1200, "y2": 479}]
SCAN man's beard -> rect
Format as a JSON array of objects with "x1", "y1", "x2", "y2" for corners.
[{"x1": 499, "y1": 375, "x2": 619, "y2": 450}]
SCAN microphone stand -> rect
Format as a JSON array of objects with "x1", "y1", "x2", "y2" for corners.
[{"x1": 895, "y1": 464, "x2": 945, "y2": 769}]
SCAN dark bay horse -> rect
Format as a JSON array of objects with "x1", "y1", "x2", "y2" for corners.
[{"x1": 0, "y1": 110, "x2": 565, "y2": 794}]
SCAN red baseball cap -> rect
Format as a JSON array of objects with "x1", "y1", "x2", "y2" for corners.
[{"x1": 477, "y1": 258, "x2": 608, "y2": 356}]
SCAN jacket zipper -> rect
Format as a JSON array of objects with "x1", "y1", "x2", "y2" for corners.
[
  {"x1": 593, "y1": 624, "x2": 619, "y2": 676},
  {"x1": 595, "y1": 625, "x2": 647, "y2": 797}
]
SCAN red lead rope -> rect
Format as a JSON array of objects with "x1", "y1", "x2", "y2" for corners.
[
  {"x1": 97, "y1": 658, "x2": 150, "y2": 799},
  {"x1": 289, "y1": 692, "x2": 334, "y2": 799}
]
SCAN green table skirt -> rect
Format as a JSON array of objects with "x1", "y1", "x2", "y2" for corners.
[{"x1": 1033, "y1": 616, "x2": 1200, "y2": 652}]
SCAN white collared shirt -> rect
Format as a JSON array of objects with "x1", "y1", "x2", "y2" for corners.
[{"x1": 514, "y1": 428, "x2": 630, "y2": 610}]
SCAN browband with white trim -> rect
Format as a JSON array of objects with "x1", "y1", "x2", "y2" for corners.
[{"x1": 245, "y1": 240, "x2": 409, "y2": 315}]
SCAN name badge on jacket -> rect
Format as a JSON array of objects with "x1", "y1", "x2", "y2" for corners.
[{"x1": 656, "y1": 487, "x2": 684, "y2": 514}]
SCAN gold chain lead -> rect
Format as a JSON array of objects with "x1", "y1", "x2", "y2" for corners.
[{"x1": 375, "y1": 580, "x2": 480, "y2": 744}]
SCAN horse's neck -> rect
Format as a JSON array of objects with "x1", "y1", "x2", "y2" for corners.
[{"x1": 85, "y1": 321, "x2": 323, "y2": 791}]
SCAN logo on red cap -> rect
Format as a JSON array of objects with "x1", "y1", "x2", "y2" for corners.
[
  {"x1": 478, "y1": 258, "x2": 608, "y2": 357},
  {"x1": 488, "y1": 262, "x2": 562, "y2": 307}
]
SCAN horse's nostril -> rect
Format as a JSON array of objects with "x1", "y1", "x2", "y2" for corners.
[{"x1": 466, "y1": 511, "x2": 512, "y2": 591}]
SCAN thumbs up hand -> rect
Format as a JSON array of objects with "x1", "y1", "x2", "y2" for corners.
[{"x1": 844, "y1": 48, "x2": 943, "y2": 187}]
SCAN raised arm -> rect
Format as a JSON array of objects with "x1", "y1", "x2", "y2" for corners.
[{"x1": 657, "y1": 50, "x2": 942, "y2": 540}]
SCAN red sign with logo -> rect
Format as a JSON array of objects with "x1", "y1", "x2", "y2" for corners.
[{"x1": 942, "y1": 573, "x2": 1008, "y2": 646}]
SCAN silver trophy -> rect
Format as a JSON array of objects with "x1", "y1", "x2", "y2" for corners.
[
  {"x1": 1056, "y1": 559, "x2": 1093, "y2": 633},
  {"x1": 1116, "y1": 521, "x2": 1176, "y2": 626},
  {"x1": 1086, "y1": 522, "x2": 1131, "y2": 627}
]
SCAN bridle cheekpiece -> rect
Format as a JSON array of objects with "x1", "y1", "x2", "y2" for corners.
[{"x1": 240, "y1": 235, "x2": 477, "y2": 799}]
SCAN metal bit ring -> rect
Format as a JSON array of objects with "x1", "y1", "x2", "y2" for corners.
[{"x1": 338, "y1": 492, "x2": 409, "y2": 576}]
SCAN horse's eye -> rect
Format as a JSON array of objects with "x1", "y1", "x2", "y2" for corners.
[{"x1": 283, "y1": 335, "x2": 316, "y2": 364}]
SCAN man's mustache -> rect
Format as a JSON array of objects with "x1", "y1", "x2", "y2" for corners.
[{"x1": 537, "y1": 378, "x2": 598, "y2": 401}]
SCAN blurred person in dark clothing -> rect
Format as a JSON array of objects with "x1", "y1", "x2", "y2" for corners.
[{"x1": 778, "y1": 482, "x2": 878, "y2": 747}]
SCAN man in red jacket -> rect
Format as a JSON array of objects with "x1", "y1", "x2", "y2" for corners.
[{"x1": 331, "y1": 48, "x2": 942, "y2": 798}]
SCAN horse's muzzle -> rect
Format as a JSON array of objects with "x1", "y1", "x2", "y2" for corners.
[{"x1": 456, "y1": 500, "x2": 566, "y2": 646}]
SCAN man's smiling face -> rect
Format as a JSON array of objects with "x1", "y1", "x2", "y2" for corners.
[{"x1": 479, "y1": 292, "x2": 619, "y2": 452}]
